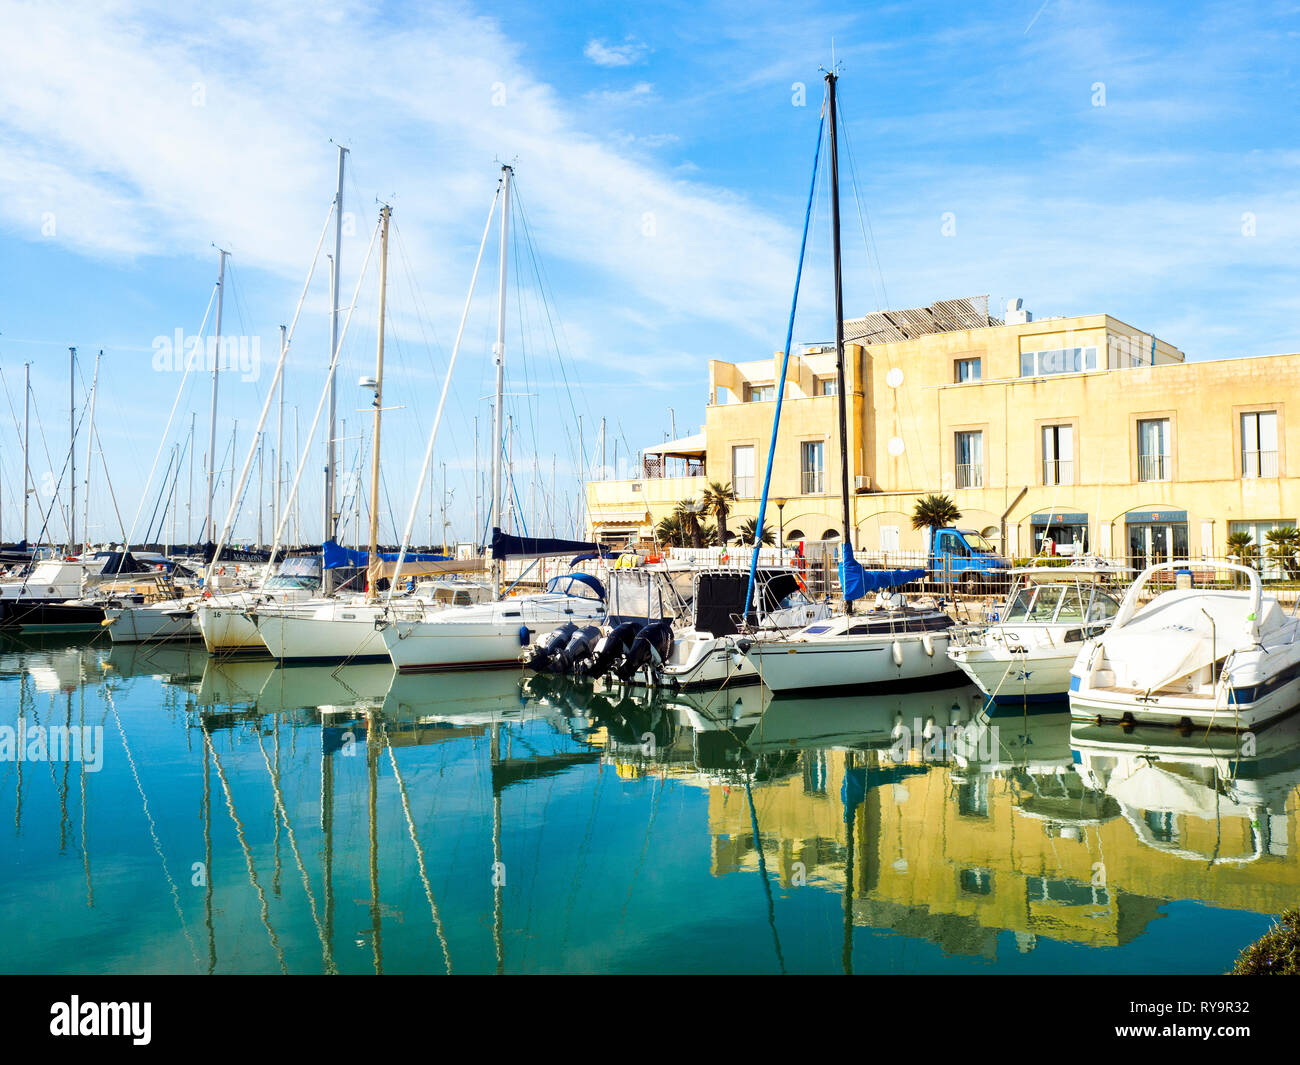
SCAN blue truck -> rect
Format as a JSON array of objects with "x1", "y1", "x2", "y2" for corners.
[{"x1": 927, "y1": 527, "x2": 1011, "y2": 591}]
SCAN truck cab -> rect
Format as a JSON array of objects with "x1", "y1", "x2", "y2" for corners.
[{"x1": 928, "y1": 527, "x2": 1009, "y2": 590}]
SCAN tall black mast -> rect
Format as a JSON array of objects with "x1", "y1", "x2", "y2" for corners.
[{"x1": 826, "y1": 70, "x2": 854, "y2": 614}]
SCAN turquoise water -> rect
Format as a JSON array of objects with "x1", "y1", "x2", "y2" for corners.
[{"x1": 0, "y1": 634, "x2": 1292, "y2": 975}]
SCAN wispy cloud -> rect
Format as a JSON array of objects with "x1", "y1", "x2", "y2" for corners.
[{"x1": 583, "y1": 36, "x2": 650, "y2": 68}]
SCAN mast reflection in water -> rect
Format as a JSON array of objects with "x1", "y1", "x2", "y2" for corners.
[{"x1": 1, "y1": 632, "x2": 1297, "y2": 974}]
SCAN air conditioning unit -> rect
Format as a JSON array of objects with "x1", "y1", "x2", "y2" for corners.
[{"x1": 854, "y1": 475, "x2": 871, "y2": 492}]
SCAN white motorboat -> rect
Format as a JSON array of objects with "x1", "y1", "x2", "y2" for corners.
[
  {"x1": 379, "y1": 572, "x2": 606, "y2": 672},
  {"x1": 252, "y1": 577, "x2": 490, "y2": 663},
  {"x1": 1068, "y1": 560, "x2": 1300, "y2": 730},
  {"x1": 947, "y1": 561, "x2": 1128, "y2": 705},
  {"x1": 744, "y1": 587, "x2": 961, "y2": 695}
]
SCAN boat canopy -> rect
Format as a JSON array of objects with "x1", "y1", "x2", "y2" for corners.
[{"x1": 545, "y1": 572, "x2": 605, "y2": 600}]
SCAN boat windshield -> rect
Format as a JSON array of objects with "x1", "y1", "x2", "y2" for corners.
[
  {"x1": 265, "y1": 575, "x2": 318, "y2": 590},
  {"x1": 1055, "y1": 585, "x2": 1087, "y2": 623},
  {"x1": 1004, "y1": 585, "x2": 1066, "y2": 623},
  {"x1": 1086, "y1": 590, "x2": 1121, "y2": 622}
]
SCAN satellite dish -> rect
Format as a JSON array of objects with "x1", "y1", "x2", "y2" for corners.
[
  {"x1": 887, "y1": 436, "x2": 905, "y2": 456},
  {"x1": 885, "y1": 367, "x2": 904, "y2": 388}
]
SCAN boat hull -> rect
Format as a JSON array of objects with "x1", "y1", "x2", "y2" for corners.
[
  {"x1": 197, "y1": 605, "x2": 267, "y2": 654},
  {"x1": 0, "y1": 599, "x2": 105, "y2": 632},
  {"x1": 255, "y1": 608, "x2": 391, "y2": 663},
  {"x1": 103, "y1": 601, "x2": 199, "y2": 643},
  {"x1": 748, "y1": 630, "x2": 962, "y2": 694},
  {"x1": 948, "y1": 645, "x2": 1081, "y2": 703}
]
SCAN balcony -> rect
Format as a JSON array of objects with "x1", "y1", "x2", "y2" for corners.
[
  {"x1": 1042, "y1": 459, "x2": 1074, "y2": 486},
  {"x1": 1138, "y1": 454, "x2": 1169, "y2": 482},
  {"x1": 955, "y1": 463, "x2": 983, "y2": 489},
  {"x1": 1242, "y1": 450, "x2": 1279, "y2": 478}
]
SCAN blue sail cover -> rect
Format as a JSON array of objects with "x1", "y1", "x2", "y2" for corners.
[
  {"x1": 490, "y1": 529, "x2": 614, "y2": 561},
  {"x1": 322, "y1": 539, "x2": 450, "y2": 569},
  {"x1": 838, "y1": 543, "x2": 925, "y2": 602}
]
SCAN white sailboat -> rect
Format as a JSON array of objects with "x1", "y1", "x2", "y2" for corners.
[{"x1": 377, "y1": 164, "x2": 608, "y2": 673}]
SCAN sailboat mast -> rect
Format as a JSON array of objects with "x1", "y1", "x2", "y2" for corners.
[
  {"x1": 491, "y1": 164, "x2": 512, "y2": 598},
  {"x1": 82, "y1": 350, "x2": 101, "y2": 550},
  {"x1": 324, "y1": 145, "x2": 348, "y2": 546},
  {"x1": 366, "y1": 204, "x2": 391, "y2": 601},
  {"x1": 204, "y1": 248, "x2": 228, "y2": 546},
  {"x1": 275, "y1": 324, "x2": 285, "y2": 548},
  {"x1": 22, "y1": 362, "x2": 30, "y2": 545},
  {"x1": 68, "y1": 347, "x2": 76, "y2": 554},
  {"x1": 826, "y1": 70, "x2": 853, "y2": 615}
]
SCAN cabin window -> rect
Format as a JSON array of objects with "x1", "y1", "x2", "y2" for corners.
[
  {"x1": 1137, "y1": 418, "x2": 1170, "y2": 481},
  {"x1": 954, "y1": 431, "x2": 983, "y2": 489},
  {"x1": 1241, "y1": 411, "x2": 1278, "y2": 478}
]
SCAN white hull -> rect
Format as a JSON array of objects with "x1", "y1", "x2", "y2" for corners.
[
  {"x1": 630, "y1": 631, "x2": 760, "y2": 690},
  {"x1": 197, "y1": 605, "x2": 266, "y2": 653},
  {"x1": 749, "y1": 629, "x2": 961, "y2": 693},
  {"x1": 104, "y1": 600, "x2": 199, "y2": 643},
  {"x1": 255, "y1": 606, "x2": 391, "y2": 662},
  {"x1": 948, "y1": 645, "x2": 1078, "y2": 703},
  {"x1": 381, "y1": 594, "x2": 604, "y2": 672},
  {"x1": 1068, "y1": 679, "x2": 1300, "y2": 730}
]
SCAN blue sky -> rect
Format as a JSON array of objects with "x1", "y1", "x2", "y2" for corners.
[{"x1": 2, "y1": 0, "x2": 1299, "y2": 547}]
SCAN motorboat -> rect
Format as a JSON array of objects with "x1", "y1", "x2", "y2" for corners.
[
  {"x1": 1068, "y1": 560, "x2": 1300, "y2": 730},
  {"x1": 744, "y1": 579, "x2": 961, "y2": 695},
  {"x1": 0, "y1": 559, "x2": 104, "y2": 632},
  {"x1": 379, "y1": 571, "x2": 606, "y2": 672},
  {"x1": 947, "y1": 560, "x2": 1128, "y2": 704}
]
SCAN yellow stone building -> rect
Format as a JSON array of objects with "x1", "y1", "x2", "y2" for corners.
[{"x1": 586, "y1": 296, "x2": 1298, "y2": 566}]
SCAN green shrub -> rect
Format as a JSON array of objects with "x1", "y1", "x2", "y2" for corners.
[{"x1": 1230, "y1": 909, "x2": 1300, "y2": 974}]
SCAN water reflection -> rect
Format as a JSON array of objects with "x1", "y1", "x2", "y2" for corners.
[{"x1": 1, "y1": 635, "x2": 1298, "y2": 974}]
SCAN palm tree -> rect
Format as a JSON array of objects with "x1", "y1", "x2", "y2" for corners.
[
  {"x1": 739, "y1": 516, "x2": 775, "y2": 546},
  {"x1": 1226, "y1": 530, "x2": 1256, "y2": 564},
  {"x1": 656, "y1": 513, "x2": 685, "y2": 548},
  {"x1": 701, "y1": 481, "x2": 738, "y2": 544},
  {"x1": 1265, "y1": 526, "x2": 1300, "y2": 580},
  {"x1": 911, "y1": 494, "x2": 962, "y2": 534},
  {"x1": 674, "y1": 498, "x2": 705, "y2": 549}
]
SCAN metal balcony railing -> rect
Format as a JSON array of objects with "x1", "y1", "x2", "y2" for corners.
[
  {"x1": 1042, "y1": 459, "x2": 1073, "y2": 486},
  {"x1": 801, "y1": 470, "x2": 824, "y2": 494},
  {"x1": 1137, "y1": 453, "x2": 1169, "y2": 482},
  {"x1": 955, "y1": 463, "x2": 983, "y2": 489},
  {"x1": 1242, "y1": 450, "x2": 1279, "y2": 478}
]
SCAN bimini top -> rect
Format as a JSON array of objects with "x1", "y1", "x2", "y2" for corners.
[{"x1": 545, "y1": 572, "x2": 605, "y2": 601}]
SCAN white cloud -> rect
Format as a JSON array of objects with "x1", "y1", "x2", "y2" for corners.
[{"x1": 583, "y1": 37, "x2": 649, "y2": 68}]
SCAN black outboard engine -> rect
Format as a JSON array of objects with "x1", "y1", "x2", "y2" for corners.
[
  {"x1": 615, "y1": 620, "x2": 674, "y2": 682},
  {"x1": 555, "y1": 625, "x2": 601, "y2": 673},
  {"x1": 524, "y1": 621, "x2": 578, "y2": 672},
  {"x1": 584, "y1": 621, "x2": 641, "y2": 678}
]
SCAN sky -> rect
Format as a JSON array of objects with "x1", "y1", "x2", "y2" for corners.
[{"x1": 1, "y1": 0, "x2": 1299, "y2": 548}]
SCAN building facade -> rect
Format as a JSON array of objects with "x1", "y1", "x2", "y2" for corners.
[{"x1": 586, "y1": 296, "x2": 1298, "y2": 567}]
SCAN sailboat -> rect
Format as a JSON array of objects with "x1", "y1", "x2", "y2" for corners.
[
  {"x1": 742, "y1": 69, "x2": 961, "y2": 695},
  {"x1": 377, "y1": 165, "x2": 607, "y2": 673}
]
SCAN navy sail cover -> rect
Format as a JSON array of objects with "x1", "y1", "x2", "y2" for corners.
[
  {"x1": 838, "y1": 543, "x2": 925, "y2": 602},
  {"x1": 322, "y1": 540, "x2": 450, "y2": 569},
  {"x1": 490, "y1": 529, "x2": 614, "y2": 561}
]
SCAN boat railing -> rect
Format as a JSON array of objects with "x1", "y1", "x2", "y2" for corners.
[{"x1": 1113, "y1": 559, "x2": 1263, "y2": 637}]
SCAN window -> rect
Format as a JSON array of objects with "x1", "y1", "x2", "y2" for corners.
[
  {"x1": 1020, "y1": 347, "x2": 1099, "y2": 377},
  {"x1": 955, "y1": 431, "x2": 983, "y2": 489},
  {"x1": 732, "y1": 445, "x2": 755, "y2": 497},
  {"x1": 814, "y1": 376, "x2": 838, "y2": 396},
  {"x1": 1137, "y1": 418, "x2": 1170, "y2": 481},
  {"x1": 1241, "y1": 411, "x2": 1279, "y2": 478},
  {"x1": 955, "y1": 358, "x2": 981, "y2": 382},
  {"x1": 800, "y1": 440, "x2": 824, "y2": 494},
  {"x1": 745, "y1": 383, "x2": 775, "y2": 402},
  {"x1": 1229, "y1": 519, "x2": 1296, "y2": 579},
  {"x1": 1042, "y1": 424, "x2": 1074, "y2": 485}
]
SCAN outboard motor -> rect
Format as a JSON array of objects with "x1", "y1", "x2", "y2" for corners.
[
  {"x1": 615, "y1": 620, "x2": 674, "y2": 682},
  {"x1": 584, "y1": 622, "x2": 641, "y2": 678},
  {"x1": 555, "y1": 625, "x2": 601, "y2": 673},
  {"x1": 524, "y1": 621, "x2": 578, "y2": 672}
]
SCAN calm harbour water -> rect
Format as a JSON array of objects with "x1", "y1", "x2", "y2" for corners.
[{"x1": 0, "y1": 634, "x2": 1292, "y2": 975}]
